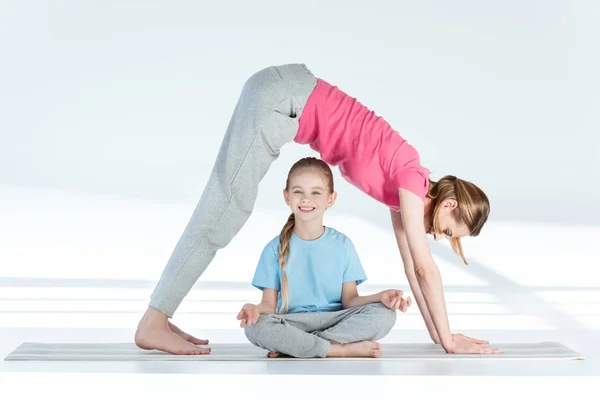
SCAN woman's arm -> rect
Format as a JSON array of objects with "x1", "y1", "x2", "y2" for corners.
[
  {"x1": 390, "y1": 208, "x2": 441, "y2": 343},
  {"x1": 397, "y1": 189, "x2": 453, "y2": 351},
  {"x1": 396, "y1": 189, "x2": 499, "y2": 354}
]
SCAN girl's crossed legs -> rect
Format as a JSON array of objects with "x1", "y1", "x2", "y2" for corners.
[{"x1": 244, "y1": 303, "x2": 397, "y2": 358}]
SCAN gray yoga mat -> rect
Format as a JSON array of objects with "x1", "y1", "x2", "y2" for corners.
[{"x1": 4, "y1": 341, "x2": 584, "y2": 361}]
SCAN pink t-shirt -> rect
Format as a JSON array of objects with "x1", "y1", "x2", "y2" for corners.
[{"x1": 295, "y1": 79, "x2": 430, "y2": 212}]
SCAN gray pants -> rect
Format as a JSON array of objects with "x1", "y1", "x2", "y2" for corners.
[
  {"x1": 244, "y1": 303, "x2": 397, "y2": 358},
  {"x1": 149, "y1": 64, "x2": 318, "y2": 317}
]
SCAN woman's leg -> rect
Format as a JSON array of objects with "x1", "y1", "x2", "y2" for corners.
[{"x1": 135, "y1": 64, "x2": 318, "y2": 354}]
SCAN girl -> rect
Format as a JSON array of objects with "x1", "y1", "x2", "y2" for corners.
[
  {"x1": 237, "y1": 157, "x2": 411, "y2": 358},
  {"x1": 135, "y1": 63, "x2": 499, "y2": 355}
]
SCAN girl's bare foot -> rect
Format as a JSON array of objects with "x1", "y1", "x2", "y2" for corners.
[
  {"x1": 267, "y1": 351, "x2": 292, "y2": 358},
  {"x1": 327, "y1": 341, "x2": 382, "y2": 358},
  {"x1": 135, "y1": 307, "x2": 210, "y2": 355}
]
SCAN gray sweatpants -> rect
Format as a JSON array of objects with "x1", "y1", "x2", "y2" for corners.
[
  {"x1": 149, "y1": 64, "x2": 318, "y2": 317},
  {"x1": 244, "y1": 303, "x2": 397, "y2": 358}
]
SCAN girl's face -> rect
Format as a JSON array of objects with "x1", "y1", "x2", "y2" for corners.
[{"x1": 284, "y1": 170, "x2": 336, "y2": 223}]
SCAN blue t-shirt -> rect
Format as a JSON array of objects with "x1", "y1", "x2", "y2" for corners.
[{"x1": 251, "y1": 227, "x2": 367, "y2": 313}]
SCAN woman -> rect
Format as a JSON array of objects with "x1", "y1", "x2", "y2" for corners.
[{"x1": 134, "y1": 63, "x2": 499, "y2": 355}]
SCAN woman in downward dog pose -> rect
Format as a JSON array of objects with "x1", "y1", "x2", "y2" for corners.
[
  {"x1": 237, "y1": 157, "x2": 411, "y2": 358},
  {"x1": 135, "y1": 63, "x2": 500, "y2": 355}
]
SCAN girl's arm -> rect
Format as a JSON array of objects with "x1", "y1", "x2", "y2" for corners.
[
  {"x1": 341, "y1": 282, "x2": 410, "y2": 311},
  {"x1": 237, "y1": 288, "x2": 278, "y2": 327},
  {"x1": 341, "y1": 282, "x2": 380, "y2": 308},
  {"x1": 390, "y1": 207, "x2": 441, "y2": 344},
  {"x1": 257, "y1": 288, "x2": 278, "y2": 314}
]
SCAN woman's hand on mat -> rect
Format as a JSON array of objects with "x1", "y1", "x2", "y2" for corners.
[
  {"x1": 379, "y1": 290, "x2": 412, "y2": 312},
  {"x1": 237, "y1": 303, "x2": 261, "y2": 328},
  {"x1": 445, "y1": 333, "x2": 502, "y2": 354}
]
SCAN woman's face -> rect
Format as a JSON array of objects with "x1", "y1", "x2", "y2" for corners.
[{"x1": 428, "y1": 199, "x2": 470, "y2": 240}]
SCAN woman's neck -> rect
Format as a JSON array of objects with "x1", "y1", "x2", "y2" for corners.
[
  {"x1": 293, "y1": 220, "x2": 325, "y2": 241},
  {"x1": 423, "y1": 197, "x2": 433, "y2": 230}
]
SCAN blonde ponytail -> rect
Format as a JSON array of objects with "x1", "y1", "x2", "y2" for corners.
[{"x1": 278, "y1": 213, "x2": 295, "y2": 314}]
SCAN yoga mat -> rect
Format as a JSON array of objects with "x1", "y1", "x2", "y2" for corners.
[{"x1": 4, "y1": 341, "x2": 584, "y2": 361}]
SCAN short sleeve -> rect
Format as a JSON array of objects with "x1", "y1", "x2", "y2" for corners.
[
  {"x1": 393, "y1": 167, "x2": 430, "y2": 201},
  {"x1": 386, "y1": 138, "x2": 430, "y2": 201},
  {"x1": 251, "y1": 241, "x2": 281, "y2": 291},
  {"x1": 343, "y1": 239, "x2": 367, "y2": 285}
]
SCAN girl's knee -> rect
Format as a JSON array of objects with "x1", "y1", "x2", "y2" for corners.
[
  {"x1": 381, "y1": 307, "x2": 397, "y2": 331},
  {"x1": 243, "y1": 324, "x2": 260, "y2": 345},
  {"x1": 364, "y1": 303, "x2": 397, "y2": 340},
  {"x1": 243, "y1": 314, "x2": 277, "y2": 345}
]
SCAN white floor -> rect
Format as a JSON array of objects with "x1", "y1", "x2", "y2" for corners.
[{"x1": 1, "y1": 185, "x2": 599, "y2": 399}]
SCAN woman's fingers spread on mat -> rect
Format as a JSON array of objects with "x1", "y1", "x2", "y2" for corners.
[
  {"x1": 461, "y1": 334, "x2": 489, "y2": 344},
  {"x1": 448, "y1": 335, "x2": 498, "y2": 354},
  {"x1": 459, "y1": 344, "x2": 487, "y2": 354},
  {"x1": 456, "y1": 333, "x2": 479, "y2": 343},
  {"x1": 481, "y1": 346, "x2": 502, "y2": 354},
  {"x1": 474, "y1": 344, "x2": 502, "y2": 354}
]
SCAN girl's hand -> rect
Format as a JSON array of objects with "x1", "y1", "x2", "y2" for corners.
[
  {"x1": 379, "y1": 290, "x2": 412, "y2": 312},
  {"x1": 236, "y1": 303, "x2": 261, "y2": 328}
]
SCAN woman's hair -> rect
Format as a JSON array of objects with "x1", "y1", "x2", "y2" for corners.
[
  {"x1": 278, "y1": 157, "x2": 334, "y2": 314},
  {"x1": 427, "y1": 175, "x2": 490, "y2": 265}
]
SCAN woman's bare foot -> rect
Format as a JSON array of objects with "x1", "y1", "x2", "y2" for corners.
[
  {"x1": 135, "y1": 307, "x2": 210, "y2": 355},
  {"x1": 168, "y1": 321, "x2": 209, "y2": 345},
  {"x1": 327, "y1": 341, "x2": 382, "y2": 358}
]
